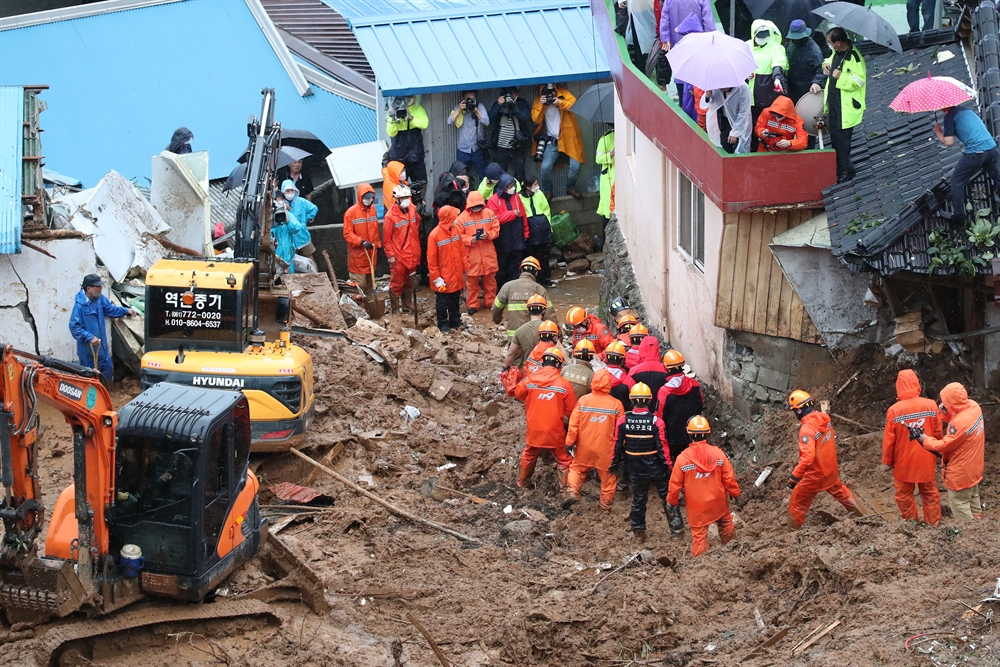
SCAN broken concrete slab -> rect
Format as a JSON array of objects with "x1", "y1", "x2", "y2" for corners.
[
  {"x1": 151, "y1": 151, "x2": 211, "y2": 256},
  {"x1": 284, "y1": 272, "x2": 348, "y2": 331},
  {"x1": 429, "y1": 377, "x2": 454, "y2": 401}
]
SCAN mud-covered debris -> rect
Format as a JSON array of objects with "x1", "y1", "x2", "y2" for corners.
[
  {"x1": 501, "y1": 519, "x2": 534, "y2": 539},
  {"x1": 268, "y1": 482, "x2": 334, "y2": 506},
  {"x1": 429, "y1": 377, "x2": 453, "y2": 400}
]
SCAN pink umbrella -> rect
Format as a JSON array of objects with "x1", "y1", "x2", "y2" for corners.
[{"x1": 889, "y1": 74, "x2": 974, "y2": 113}]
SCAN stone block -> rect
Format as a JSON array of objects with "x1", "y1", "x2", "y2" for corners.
[
  {"x1": 752, "y1": 383, "x2": 770, "y2": 402},
  {"x1": 740, "y1": 362, "x2": 759, "y2": 383},
  {"x1": 756, "y1": 366, "x2": 791, "y2": 392}
]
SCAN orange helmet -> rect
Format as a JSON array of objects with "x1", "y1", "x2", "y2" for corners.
[
  {"x1": 785, "y1": 389, "x2": 813, "y2": 411},
  {"x1": 686, "y1": 415, "x2": 711, "y2": 436},
  {"x1": 605, "y1": 340, "x2": 628, "y2": 360},
  {"x1": 629, "y1": 382, "x2": 652, "y2": 401},
  {"x1": 520, "y1": 256, "x2": 541, "y2": 272},
  {"x1": 573, "y1": 339, "x2": 595, "y2": 359},
  {"x1": 662, "y1": 349, "x2": 685, "y2": 369},
  {"x1": 526, "y1": 294, "x2": 547, "y2": 311},
  {"x1": 542, "y1": 347, "x2": 565, "y2": 365},
  {"x1": 538, "y1": 320, "x2": 559, "y2": 337},
  {"x1": 629, "y1": 323, "x2": 649, "y2": 342},
  {"x1": 566, "y1": 306, "x2": 588, "y2": 327},
  {"x1": 617, "y1": 315, "x2": 638, "y2": 333}
]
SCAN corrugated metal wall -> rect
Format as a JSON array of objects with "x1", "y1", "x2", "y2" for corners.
[{"x1": 0, "y1": 86, "x2": 24, "y2": 254}]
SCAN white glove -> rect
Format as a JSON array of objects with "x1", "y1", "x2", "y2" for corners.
[{"x1": 433, "y1": 277, "x2": 446, "y2": 290}]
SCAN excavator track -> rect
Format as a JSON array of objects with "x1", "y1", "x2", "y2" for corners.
[{"x1": 36, "y1": 598, "x2": 280, "y2": 666}]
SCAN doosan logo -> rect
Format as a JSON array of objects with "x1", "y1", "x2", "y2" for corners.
[
  {"x1": 57, "y1": 381, "x2": 84, "y2": 401},
  {"x1": 192, "y1": 376, "x2": 245, "y2": 388}
]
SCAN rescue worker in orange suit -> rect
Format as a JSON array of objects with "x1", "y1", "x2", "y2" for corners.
[
  {"x1": 514, "y1": 347, "x2": 577, "y2": 488},
  {"x1": 381, "y1": 160, "x2": 408, "y2": 209},
  {"x1": 657, "y1": 350, "x2": 705, "y2": 463},
  {"x1": 523, "y1": 320, "x2": 562, "y2": 377},
  {"x1": 785, "y1": 390, "x2": 864, "y2": 529},
  {"x1": 605, "y1": 340, "x2": 635, "y2": 412},
  {"x1": 624, "y1": 323, "x2": 648, "y2": 370},
  {"x1": 754, "y1": 95, "x2": 808, "y2": 152},
  {"x1": 456, "y1": 191, "x2": 499, "y2": 315},
  {"x1": 426, "y1": 205, "x2": 468, "y2": 333},
  {"x1": 382, "y1": 184, "x2": 421, "y2": 314},
  {"x1": 668, "y1": 416, "x2": 741, "y2": 557},
  {"x1": 881, "y1": 370, "x2": 943, "y2": 525},
  {"x1": 611, "y1": 383, "x2": 677, "y2": 540},
  {"x1": 912, "y1": 382, "x2": 986, "y2": 521},
  {"x1": 565, "y1": 370, "x2": 625, "y2": 510},
  {"x1": 628, "y1": 335, "x2": 669, "y2": 413},
  {"x1": 342, "y1": 183, "x2": 381, "y2": 296},
  {"x1": 503, "y1": 294, "x2": 548, "y2": 371},
  {"x1": 565, "y1": 306, "x2": 615, "y2": 355},
  {"x1": 562, "y1": 339, "x2": 595, "y2": 400},
  {"x1": 615, "y1": 315, "x2": 638, "y2": 346}
]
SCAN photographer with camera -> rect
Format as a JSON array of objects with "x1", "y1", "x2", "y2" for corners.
[
  {"x1": 386, "y1": 95, "x2": 429, "y2": 185},
  {"x1": 447, "y1": 90, "x2": 490, "y2": 184},
  {"x1": 488, "y1": 87, "x2": 533, "y2": 182},
  {"x1": 531, "y1": 83, "x2": 586, "y2": 200}
]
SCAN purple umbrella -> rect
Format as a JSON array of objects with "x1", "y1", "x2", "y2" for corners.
[{"x1": 666, "y1": 31, "x2": 758, "y2": 91}]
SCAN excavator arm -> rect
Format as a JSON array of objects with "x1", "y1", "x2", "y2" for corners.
[{"x1": 0, "y1": 345, "x2": 117, "y2": 613}]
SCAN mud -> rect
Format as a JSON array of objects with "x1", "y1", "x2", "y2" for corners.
[{"x1": 6, "y1": 287, "x2": 1000, "y2": 666}]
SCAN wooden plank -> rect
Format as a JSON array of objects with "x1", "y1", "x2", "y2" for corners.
[
  {"x1": 730, "y1": 213, "x2": 753, "y2": 330},
  {"x1": 765, "y1": 210, "x2": 790, "y2": 337},
  {"x1": 752, "y1": 212, "x2": 777, "y2": 335},
  {"x1": 302, "y1": 442, "x2": 344, "y2": 486},
  {"x1": 740, "y1": 212, "x2": 765, "y2": 333},
  {"x1": 789, "y1": 292, "x2": 807, "y2": 341},
  {"x1": 792, "y1": 620, "x2": 840, "y2": 656},
  {"x1": 715, "y1": 214, "x2": 740, "y2": 328},
  {"x1": 744, "y1": 627, "x2": 789, "y2": 662},
  {"x1": 776, "y1": 265, "x2": 795, "y2": 339}
]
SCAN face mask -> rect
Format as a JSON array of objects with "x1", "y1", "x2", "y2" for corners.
[
  {"x1": 506, "y1": 187, "x2": 516, "y2": 196},
  {"x1": 362, "y1": 196, "x2": 375, "y2": 206},
  {"x1": 399, "y1": 171, "x2": 407, "y2": 182},
  {"x1": 530, "y1": 186, "x2": 540, "y2": 193},
  {"x1": 755, "y1": 36, "x2": 768, "y2": 45},
  {"x1": 487, "y1": 179, "x2": 496, "y2": 186},
  {"x1": 399, "y1": 198, "x2": 410, "y2": 210},
  {"x1": 284, "y1": 192, "x2": 295, "y2": 201},
  {"x1": 470, "y1": 206, "x2": 484, "y2": 213},
  {"x1": 462, "y1": 187, "x2": 469, "y2": 193}
]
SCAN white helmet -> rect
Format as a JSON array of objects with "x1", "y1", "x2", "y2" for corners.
[{"x1": 393, "y1": 185, "x2": 412, "y2": 201}]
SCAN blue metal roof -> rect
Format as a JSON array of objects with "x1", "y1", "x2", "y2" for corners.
[
  {"x1": 321, "y1": 0, "x2": 610, "y2": 96},
  {"x1": 0, "y1": 0, "x2": 377, "y2": 187},
  {"x1": 0, "y1": 86, "x2": 23, "y2": 255}
]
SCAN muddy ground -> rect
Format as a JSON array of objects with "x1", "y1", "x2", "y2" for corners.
[{"x1": 6, "y1": 274, "x2": 1000, "y2": 666}]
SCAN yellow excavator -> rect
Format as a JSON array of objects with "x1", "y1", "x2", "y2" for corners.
[{"x1": 140, "y1": 90, "x2": 315, "y2": 452}]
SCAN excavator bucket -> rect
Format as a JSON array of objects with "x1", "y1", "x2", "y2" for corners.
[{"x1": 0, "y1": 555, "x2": 87, "y2": 621}]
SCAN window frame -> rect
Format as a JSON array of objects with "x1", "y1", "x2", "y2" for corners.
[{"x1": 676, "y1": 171, "x2": 705, "y2": 271}]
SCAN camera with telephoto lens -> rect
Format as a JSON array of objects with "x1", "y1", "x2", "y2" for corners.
[
  {"x1": 543, "y1": 85, "x2": 557, "y2": 106},
  {"x1": 463, "y1": 97, "x2": 477, "y2": 111},
  {"x1": 534, "y1": 136, "x2": 549, "y2": 162},
  {"x1": 504, "y1": 94, "x2": 515, "y2": 112},
  {"x1": 394, "y1": 107, "x2": 408, "y2": 120}
]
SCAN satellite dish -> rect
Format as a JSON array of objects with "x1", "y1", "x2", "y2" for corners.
[{"x1": 795, "y1": 91, "x2": 827, "y2": 137}]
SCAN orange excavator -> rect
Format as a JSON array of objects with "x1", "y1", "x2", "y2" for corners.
[{"x1": 0, "y1": 344, "x2": 266, "y2": 624}]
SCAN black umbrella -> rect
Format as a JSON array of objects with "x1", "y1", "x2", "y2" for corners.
[
  {"x1": 811, "y1": 1, "x2": 902, "y2": 53},
  {"x1": 571, "y1": 83, "x2": 615, "y2": 123},
  {"x1": 743, "y1": 0, "x2": 823, "y2": 37},
  {"x1": 224, "y1": 145, "x2": 311, "y2": 192},
  {"x1": 280, "y1": 128, "x2": 331, "y2": 159}
]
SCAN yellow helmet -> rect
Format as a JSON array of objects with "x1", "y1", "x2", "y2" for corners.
[
  {"x1": 662, "y1": 349, "x2": 685, "y2": 369},
  {"x1": 605, "y1": 340, "x2": 628, "y2": 360},
  {"x1": 538, "y1": 320, "x2": 559, "y2": 337},
  {"x1": 686, "y1": 415, "x2": 711, "y2": 436},
  {"x1": 629, "y1": 382, "x2": 652, "y2": 401},
  {"x1": 785, "y1": 389, "x2": 813, "y2": 411},
  {"x1": 566, "y1": 306, "x2": 588, "y2": 326},
  {"x1": 629, "y1": 323, "x2": 649, "y2": 342},
  {"x1": 520, "y1": 256, "x2": 541, "y2": 272},
  {"x1": 573, "y1": 339, "x2": 595, "y2": 359},
  {"x1": 526, "y1": 294, "x2": 547, "y2": 311},
  {"x1": 542, "y1": 347, "x2": 565, "y2": 365},
  {"x1": 617, "y1": 315, "x2": 638, "y2": 333}
]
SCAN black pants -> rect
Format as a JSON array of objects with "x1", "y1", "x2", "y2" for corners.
[
  {"x1": 435, "y1": 290, "x2": 462, "y2": 330},
  {"x1": 526, "y1": 243, "x2": 551, "y2": 284},
  {"x1": 952, "y1": 147, "x2": 1000, "y2": 218},
  {"x1": 496, "y1": 250, "x2": 524, "y2": 286},
  {"x1": 403, "y1": 159, "x2": 427, "y2": 185},
  {"x1": 718, "y1": 111, "x2": 736, "y2": 154},
  {"x1": 494, "y1": 147, "x2": 527, "y2": 182},
  {"x1": 829, "y1": 125, "x2": 855, "y2": 181},
  {"x1": 629, "y1": 474, "x2": 670, "y2": 530}
]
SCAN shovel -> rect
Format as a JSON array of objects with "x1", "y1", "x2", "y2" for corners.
[
  {"x1": 89, "y1": 338, "x2": 101, "y2": 371},
  {"x1": 365, "y1": 248, "x2": 385, "y2": 319},
  {"x1": 410, "y1": 273, "x2": 420, "y2": 329}
]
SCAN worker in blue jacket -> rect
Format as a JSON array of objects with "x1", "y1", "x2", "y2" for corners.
[
  {"x1": 281, "y1": 179, "x2": 317, "y2": 260},
  {"x1": 68, "y1": 274, "x2": 136, "y2": 384}
]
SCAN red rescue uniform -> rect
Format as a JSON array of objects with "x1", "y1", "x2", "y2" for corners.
[
  {"x1": 788, "y1": 411, "x2": 862, "y2": 528},
  {"x1": 383, "y1": 201, "x2": 421, "y2": 297},
  {"x1": 456, "y1": 191, "x2": 500, "y2": 311},
  {"x1": 668, "y1": 441, "x2": 740, "y2": 557},
  {"x1": 342, "y1": 183, "x2": 381, "y2": 276},
  {"x1": 570, "y1": 314, "x2": 615, "y2": 354},
  {"x1": 426, "y1": 206, "x2": 468, "y2": 293},
  {"x1": 514, "y1": 366, "x2": 577, "y2": 486},
  {"x1": 565, "y1": 371, "x2": 625, "y2": 508},
  {"x1": 754, "y1": 96, "x2": 808, "y2": 152},
  {"x1": 922, "y1": 383, "x2": 985, "y2": 520}
]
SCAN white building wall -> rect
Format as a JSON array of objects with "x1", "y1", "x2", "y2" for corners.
[{"x1": 613, "y1": 97, "x2": 731, "y2": 395}]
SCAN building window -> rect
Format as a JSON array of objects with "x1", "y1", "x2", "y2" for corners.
[{"x1": 677, "y1": 172, "x2": 705, "y2": 269}]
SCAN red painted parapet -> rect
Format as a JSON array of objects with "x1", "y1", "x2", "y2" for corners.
[{"x1": 590, "y1": 0, "x2": 836, "y2": 212}]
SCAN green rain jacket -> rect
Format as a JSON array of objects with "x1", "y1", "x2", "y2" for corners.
[{"x1": 823, "y1": 46, "x2": 867, "y2": 129}]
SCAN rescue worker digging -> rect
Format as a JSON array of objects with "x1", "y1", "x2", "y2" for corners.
[
  {"x1": 457, "y1": 191, "x2": 500, "y2": 315},
  {"x1": 668, "y1": 416, "x2": 740, "y2": 557},
  {"x1": 912, "y1": 382, "x2": 986, "y2": 522},
  {"x1": 611, "y1": 383, "x2": 677, "y2": 540},
  {"x1": 565, "y1": 370, "x2": 625, "y2": 510},
  {"x1": 383, "y1": 185, "x2": 422, "y2": 314},
  {"x1": 493, "y1": 256, "x2": 552, "y2": 337},
  {"x1": 514, "y1": 348, "x2": 577, "y2": 488},
  {"x1": 785, "y1": 390, "x2": 864, "y2": 528},
  {"x1": 524, "y1": 320, "x2": 562, "y2": 377},
  {"x1": 657, "y1": 350, "x2": 704, "y2": 463},
  {"x1": 342, "y1": 183, "x2": 381, "y2": 298},
  {"x1": 562, "y1": 339, "x2": 596, "y2": 400},
  {"x1": 881, "y1": 370, "x2": 943, "y2": 526}
]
